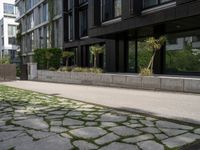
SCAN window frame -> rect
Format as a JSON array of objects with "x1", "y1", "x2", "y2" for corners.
[
  {"x1": 143, "y1": 0, "x2": 174, "y2": 9},
  {"x1": 101, "y1": 0, "x2": 122, "y2": 22}
]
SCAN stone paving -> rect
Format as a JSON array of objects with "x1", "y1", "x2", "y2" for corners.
[{"x1": 0, "y1": 85, "x2": 200, "y2": 150}]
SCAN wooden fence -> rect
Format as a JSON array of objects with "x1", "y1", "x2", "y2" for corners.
[{"x1": 0, "y1": 64, "x2": 16, "y2": 81}]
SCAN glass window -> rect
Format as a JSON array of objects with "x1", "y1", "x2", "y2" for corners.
[
  {"x1": 143, "y1": 0, "x2": 174, "y2": 9},
  {"x1": 8, "y1": 25, "x2": 17, "y2": 36},
  {"x1": 137, "y1": 38, "x2": 153, "y2": 72},
  {"x1": 79, "y1": 8, "x2": 88, "y2": 37},
  {"x1": 68, "y1": 13, "x2": 73, "y2": 41},
  {"x1": 43, "y1": 3, "x2": 49, "y2": 22},
  {"x1": 166, "y1": 32, "x2": 200, "y2": 73},
  {"x1": 102, "y1": 0, "x2": 122, "y2": 22},
  {"x1": 128, "y1": 41, "x2": 136, "y2": 72},
  {"x1": 4, "y1": 3, "x2": 15, "y2": 14}
]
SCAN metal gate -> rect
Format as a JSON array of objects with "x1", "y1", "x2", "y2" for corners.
[{"x1": 0, "y1": 64, "x2": 16, "y2": 81}]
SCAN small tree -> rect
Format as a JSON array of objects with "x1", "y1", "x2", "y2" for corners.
[
  {"x1": 90, "y1": 44, "x2": 105, "y2": 68},
  {"x1": 141, "y1": 36, "x2": 166, "y2": 75},
  {"x1": 45, "y1": 51, "x2": 53, "y2": 69},
  {"x1": 62, "y1": 51, "x2": 74, "y2": 67}
]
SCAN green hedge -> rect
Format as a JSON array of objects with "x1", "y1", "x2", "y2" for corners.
[{"x1": 34, "y1": 48, "x2": 62, "y2": 69}]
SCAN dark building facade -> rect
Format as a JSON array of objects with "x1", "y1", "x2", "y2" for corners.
[{"x1": 64, "y1": 0, "x2": 200, "y2": 75}]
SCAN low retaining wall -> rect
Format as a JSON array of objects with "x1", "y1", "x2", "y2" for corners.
[{"x1": 37, "y1": 70, "x2": 200, "y2": 94}]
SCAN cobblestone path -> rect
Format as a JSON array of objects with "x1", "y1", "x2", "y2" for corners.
[{"x1": 0, "y1": 85, "x2": 200, "y2": 150}]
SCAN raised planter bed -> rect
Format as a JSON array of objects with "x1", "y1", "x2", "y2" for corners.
[{"x1": 37, "y1": 70, "x2": 200, "y2": 94}]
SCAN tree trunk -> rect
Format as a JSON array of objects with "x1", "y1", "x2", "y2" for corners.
[
  {"x1": 94, "y1": 55, "x2": 97, "y2": 68},
  {"x1": 66, "y1": 58, "x2": 69, "y2": 67}
]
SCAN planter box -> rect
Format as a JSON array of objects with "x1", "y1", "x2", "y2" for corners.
[{"x1": 36, "y1": 70, "x2": 200, "y2": 94}]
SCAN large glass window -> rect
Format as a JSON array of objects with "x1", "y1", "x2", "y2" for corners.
[
  {"x1": 68, "y1": 13, "x2": 73, "y2": 41},
  {"x1": 43, "y1": 3, "x2": 49, "y2": 22},
  {"x1": 137, "y1": 38, "x2": 153, "y2": 72},
  {"x1": 4, "y1": 3, "x2": 15, "y2": 14},
  {"x1": 79, "y1": 8, "x2": 88, "y2": 37},
  {"x1": 8, "y1": 25, "x2": 17, "y2": 45},
  {"x1": 165, "y1": 31, "x2": 200, "y2": 74},
  {"x1": 102, "y1": 0, "x2": 122, "y2": 22},
  {"x1": 143, "y1": 0, "x2": 174, "y2": 9}
]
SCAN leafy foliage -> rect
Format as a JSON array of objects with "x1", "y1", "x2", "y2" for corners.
[
  {"x1": 139, "y1": 36, "x2": 166, "y2": 75},
  {"x1": 90, "y1": 44, "x2": 105, "y2": 68},
  {"x1": 34, "y1": 48, "x2": 62, "y2": 69},
  {"x1": 140, "y1": 68, "x2": 152, "y2": 76},
  {"x1": 166, "y1": 42, "x2": 200, "y2": 73},
  {"x1": 62, "y1": 51, "x2": 75, "y2": 67},
  {"x1": 0, "y1": 55, "x2": 10, "y2": 64}
]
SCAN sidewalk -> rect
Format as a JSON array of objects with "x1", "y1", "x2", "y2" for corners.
[{"x1": 1, "y1": 81, "x2": 200, "y2": 125}]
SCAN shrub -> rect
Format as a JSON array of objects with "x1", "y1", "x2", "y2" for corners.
[
  {"x1": 72, "y1": 67, "x2": 103, "y2": 73},
  {"x1": 58, "y1": 66, "x2": 72, "y2": 72},
  {"x1": 34, "y1": 48, "x2": 62, "y2": 70},
  {"x1": 0, "y1": 55, "x2": 10, "y2": 64},
  {"x1": 49, "y1": 67, "x2": 56, "y2": 71},
  {"x1": 140, "y1": 68, "x2": 152, "y2": 76},
  {"x1": 16, "y1": 66, "x2": 21, "y2": 77}
]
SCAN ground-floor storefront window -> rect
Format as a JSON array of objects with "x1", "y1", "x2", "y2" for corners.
[
  {"x1": 165, "y1": 30, "x2": 200, "y2": 74},
  {"x1": 127, "y1": 29, "x2": 200, "y2": 75}
]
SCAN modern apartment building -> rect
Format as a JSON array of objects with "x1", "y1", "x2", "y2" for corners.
[
  {"x1": 15, "y1": 0, "x2": 63, "y2": 63},
  {"x1": 0, "y1": 0, "x2": 18, "y2": 63},
  {"x1": 16, "y1": 0, "x2": 200, "y2": 75},
  {"x1": 87, "y1": 0, "x2": 200, "y2": 75}
]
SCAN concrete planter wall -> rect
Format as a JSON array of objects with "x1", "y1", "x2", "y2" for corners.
[{"x1": 37, "y1": 70, "x2": 200, "y2": 94}]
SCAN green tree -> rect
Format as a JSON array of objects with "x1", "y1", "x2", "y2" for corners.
[
  {"x1": 145, "y1": 36, "x2": 166, "y2": 74},
  {"x1": 62, "y1": 51, "x2": 74, "y2": 67},
  {"x1": 90, "y1": 44, "x2": 105, "y2": 68}
]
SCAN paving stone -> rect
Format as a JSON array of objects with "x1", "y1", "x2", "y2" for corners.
[
  {"x1": 0, "y1": 131, "x2": 23, "y2": 141},
  {"x1": 12, "y1": 118, "x2": 49, "y2": 130},
  {"x1": 16, "y1": 135, "x2": 73, "y2": 150},
  {"x1": 63, "y1": 118, "x2": 84, "y2": 126},
  {"x1": 155, "y1": 134, "x2": 168, "y2": 140},
  {"x1": 45, "y1": 115, "x2": 64, "y2": 119},
  {"x1": 140, "y1": 120, "x2": 154, "y2": 127},
  {"x1": 156, "y1": 121, "x2": 193, "y2": 130},
  {"x1": 99, "y1": 142, "x2": 139, "y2": 150},
  {"x1": 162, "y1": 133, "x2": 200, "y2": 148},
  {"x1": 50, "y1": 126, "x2": 68, "y2": 133},
  {"x1": 50, "y1": 120, "x2": 62, "y2": 126},
  {"x1": 66, "y1": 111, "x2": 83, "y2": 116},
  {"x1": 70, "y1": 127, "x2": 107, "y2": 139},
  {"x1": 109, "y1": 126, "x2": 141, "y2": 137},
  {"x1": 27, "y1": 130, "x2": 54, "y2": 139},
  {"x1": 100, "y1": 113, "x2": 127, "y2": 122},
  {"x1": 124, "y1": 123, "x2": 144, "y2": 128},
  {"x1": 138, "y1": 140, "x2": 164, "y2": 150},
  {"x1": 159, "y1": 128, "x2": 187, "y2": 136},
  {"x1": 101, "y1": 122, "x2": 117, "y2": 127},
  {"x1": 95, "y1": 133, "x2": 120, "y2": 145},
  {"x1": 48, "y1": 111, "x2": 66, "y2": 115},
  {"x1": 73, "y1": 140, "x2": 98, "y2": 150},
  {"x1": 139, "y1": 127, "x2": 161, "y2": 134},
  {"x1": 60, "y1": 133, "x2": 73, "y2": 139},
  {"x1": 0, "y1": 134, "x2": 33, "y2": 150},
  {"x1": 194, "y1": 128, "x2": 200, "y2": 135},
  {"x1": 123, "y1": 134, "x2": 154, "y2": 144},
  {"x1": 85, "y1": 122, "x2": 98, "y2": 126},
  {"x1": 129, "y1": 120, "x2": 138, "y2": 124}
]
